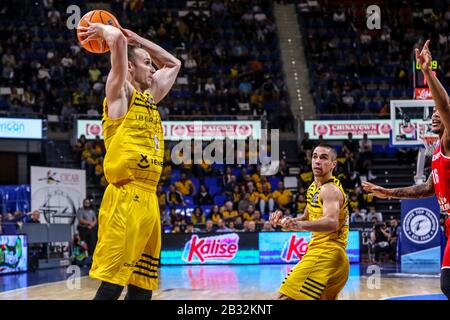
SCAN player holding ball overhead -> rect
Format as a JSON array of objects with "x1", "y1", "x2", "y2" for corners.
[{"x1": 77, "y1": 10, "x2": 181, "y2": 300}]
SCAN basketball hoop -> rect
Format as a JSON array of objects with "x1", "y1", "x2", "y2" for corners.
[{"x1": 420, "y1": 133, "x2": 439, "y2": 156}]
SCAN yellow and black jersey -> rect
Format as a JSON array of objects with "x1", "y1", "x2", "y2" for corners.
[
  {"x1": 306, "y1": 176, "x2": 349, "y2": 248},
  {"x1": 102, "y1": 88, "x2": 164, "y2": 192}
]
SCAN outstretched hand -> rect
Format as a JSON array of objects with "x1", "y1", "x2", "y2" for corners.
[
  {"x1": 415, "y1": 39, "x2": 432, "y2": 72},
  {"x1": 361, "y1": 181, "x2": 391, "y2": 199}
]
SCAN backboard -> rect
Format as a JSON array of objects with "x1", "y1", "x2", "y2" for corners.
[
  {"x1": 390, "y1": 99, "x2": 437, "y2": 147},
  {"x1": 390, "y1": 99, "x2": 439, "y2": 184}
]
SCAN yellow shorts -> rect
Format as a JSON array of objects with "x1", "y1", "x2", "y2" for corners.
[
  {"x1": 279, "y1": 242, "x2": 349, "y2": 300},
  {"x1": 89, "y1": 182, "x2": 161, "y2": 291}
]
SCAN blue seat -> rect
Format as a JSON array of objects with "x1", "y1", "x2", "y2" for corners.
[
  {"x1": 264, "y1": 102, "x2": 277, "y2": 111},
  {"x1": 405, "y1": 88, "x2": 414, "y2": 98},
  {"x1": 190, "y1": 178, "x2": 200, "y2": 194},
  {"x1": 200, "y1": 205, "x2": 213, "y2": 217},
  {"x1": 379, "y1": 89, "x2": 391, "y2": 98},
  {"x1": 385, "y1": 76, "x2": 395, "y2": 85},
  {"x1": 214, "y1": 194, "x2": 226, "y2": 207},
  {"x1": 268, "y1": 177, "x2": 281, "y2": 191},
  {"x1": 184, "y1": 196, "x2": 194, "y2": 206},
  {"x1": 185, "y1": 206, "x2": 195, "y2": 217},
  {"x1": 357, "y1": 101, "x2": 366, "y2": 112},
  {"x1": 174, "y1": 205, "x2": 186, "y2": 216},
  {"x1": 366, "y1": 89, "x2": 378, "y2": 98},
  {"x1": 231, "y1": 167, "x2": 241, "y2": 177},
  {"x1": 171, "y1": 169, "x2": 181, "y2": 180},
  {"x1": 170, "y1": 91, "x2": 181, "y2": 98},
  {"x1": 212, "y1": 163, "x2": 225, "y2": 174},
  {"x1": 209, "y1": 185, "x2": 223, "y2": 196},
  {"x1": 392, "y1": 88, "x2": 403, "y2": 97},
  {"x1": 180, "y1": 91, "x2": 192, "y2": 98},
  {"x1": 205, "y1": 177, "x2": 220, "y2": 187},
  {"x1": 368, "y1": 101, "x2": 380, "y2": 112},
  {"x1": 372, "y1": 77, "x2": 385, "y2": 85}
]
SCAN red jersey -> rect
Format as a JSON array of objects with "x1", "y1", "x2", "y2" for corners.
[
  {"x1": 432, "y1": 140, "x2": 450, "y2": 268},
  {"x1": 431, "y1": 140, "x2": 450, "y2": 214},
  {"x1": 446, "y1": 218, "x2": 450, "y2": 239}
]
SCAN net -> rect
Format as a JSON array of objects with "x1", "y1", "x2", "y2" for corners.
[{"x1": 419, "y1": 133, "x2": 439, "y2": 156}]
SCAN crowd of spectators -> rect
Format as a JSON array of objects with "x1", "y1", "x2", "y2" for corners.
[
  {"x1": 62, "y1": 124, "x2": 391, "y2": 236},
  {"x1": 153, "y1": 129, "x2": 389, "y2": 234},
  {"x1": 298, "y1": 1, "x2": 450, "y2": 115},
  {"x1": 72, "y1": 134, "x2": 107, "y2": 187},
  {"x1": 0, "y1": 0, "x2": 293, "y2": 132}
]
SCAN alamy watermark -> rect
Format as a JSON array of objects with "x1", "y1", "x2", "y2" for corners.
[
  {"x1": 366, "y1": 264, "x2": 381, "y2": 290},
  {"x1": 66, "y1": 265, "x2": 82, "y2": 290},
  {"x1": 66, "y1": 5, "x2": 81, "y2": 30},
  {"x1": 366, "y1": 5, "x2": 381, "y2": 30}
]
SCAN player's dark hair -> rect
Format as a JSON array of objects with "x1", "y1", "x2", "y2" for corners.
[{"x1": 314, "y1": 143, "x2": 337, "y2": 160}]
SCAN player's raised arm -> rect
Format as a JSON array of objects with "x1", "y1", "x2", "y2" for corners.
[
  {"x1": 362, "y1": 175, "x2": 435, "y2": 200},
  {"x1": 416, "y1": 40, "x2": 450, "y2": 146},
  {"x1": 121, "y1": 28, "x2": 181, "y2": 104},
  {"x1": 78, "y1": 22, "x2": 128, "y2": 117}
]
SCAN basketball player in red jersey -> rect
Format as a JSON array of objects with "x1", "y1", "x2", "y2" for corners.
[{"x1": 363, "y1": 40, "x2": 450, "y2": 299}]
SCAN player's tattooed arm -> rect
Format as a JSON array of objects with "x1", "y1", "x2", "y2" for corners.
[
  {"x1": 362, "y1": 175, "x2": 434, "y2": 200},
  {"x1": 416, "y1": 40, "x2": 450, "y2": 151}
]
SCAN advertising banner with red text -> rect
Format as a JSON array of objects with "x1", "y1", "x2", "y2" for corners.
[
  {"x1": 160, "y1": 231, "x2": 360, "y2": 265},
  {"x1": 77, "y1": 120, "x2": 261, "y2": 140},
  {"x1": 414, "y1": 88, "x2": 433, "y2": 100},
  {"x1": 304, "y1": 120, "x2": 392, "y2": 140}
]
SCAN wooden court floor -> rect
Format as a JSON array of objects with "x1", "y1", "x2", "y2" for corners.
[{"x1": 0, "y1": 264, "x2": 443, "y2": 300}]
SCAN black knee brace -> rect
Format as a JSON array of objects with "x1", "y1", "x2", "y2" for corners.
[
  {"x1": 124, "y1": 284, "x2": 153, "y2": 300},
  {"x1": 441, "y1": 268, "x2": 450, "y2": 300},
  {"x1": 93, "y1": 281, "x2": 124, "y2": 300}
]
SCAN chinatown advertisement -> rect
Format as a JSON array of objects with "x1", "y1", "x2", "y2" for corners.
[
  {"x1": 77, "y1": 120, "x2": 261, "y2": 140},
  {"x1": 30, "y1": 166, "x2": 86, "y2": 225},
  {"x1": 0, "y1": 235, "x2": 28, "y2": 274},
  {"x1": 160, "y1": 231, "x2": 360, "y2": 265},
  {"x1": 304, "y1": 120, "x2": 392, "y2": 140}
]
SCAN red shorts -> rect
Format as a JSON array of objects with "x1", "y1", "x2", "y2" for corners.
[
  {"x1": 443, "y1": 238, "x2": 450, "y2": 268},
  {"x1": 444, "y1": 218, "x2": 450, "y2": 268}
]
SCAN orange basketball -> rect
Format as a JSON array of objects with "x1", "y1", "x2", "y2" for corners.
[{"x1": 77, "y1": 10, "x2": 120, "y2": 54}]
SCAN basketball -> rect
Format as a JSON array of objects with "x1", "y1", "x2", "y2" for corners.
[{"x1": 77, "y1": 10, "x2": 120, "y2": 54}]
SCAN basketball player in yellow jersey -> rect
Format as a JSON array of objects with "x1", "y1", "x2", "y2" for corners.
[
  {"x1": 78, "y1": 21, "x2": 181, "y2": 299},
  {"x1": 270, "y1": 144, "x2": 350, "y2": 300}
]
